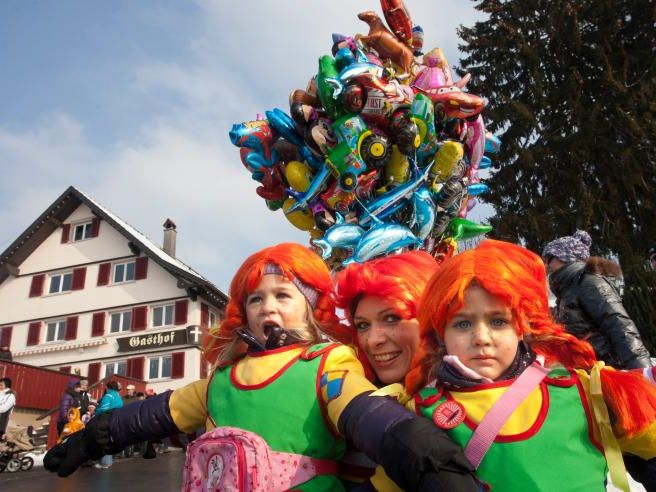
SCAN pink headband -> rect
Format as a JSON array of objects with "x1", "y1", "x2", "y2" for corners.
[{"x1": 263, "y1": 263, "x2": 319, "y2": 309}]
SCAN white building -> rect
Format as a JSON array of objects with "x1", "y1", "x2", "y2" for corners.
[{"x1": 0, "y1": 186, "x2": 227, "y2": 393}]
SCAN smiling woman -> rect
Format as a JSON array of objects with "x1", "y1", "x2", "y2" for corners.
[{"x1": 335, "y1": 250, "x2": 439, "y2": 385}]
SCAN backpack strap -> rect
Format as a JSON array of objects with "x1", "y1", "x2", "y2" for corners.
[
  {"x1": 270, "y1": 451, "x2": 338, "y2": 490},
  {"x1": 464, "y1": 362, "x2": 550, "y2": 468}
]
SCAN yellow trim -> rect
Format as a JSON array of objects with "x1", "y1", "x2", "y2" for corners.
[{"x1": 589, "y1": 362, "x2": 630, "y2": 492}]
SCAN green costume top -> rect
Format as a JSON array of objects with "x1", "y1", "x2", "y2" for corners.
[
  {"x1": 208, "y1": 343, "x2": 346, "y2": 491},
  {"x1": 416, "y1": 368, "x2": 607, "y2": 491}
]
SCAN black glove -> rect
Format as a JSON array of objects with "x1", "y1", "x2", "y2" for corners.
[
  {"x1": 381, "y1": 418, "x2": 477, "y2": 491},
  {"x1": 44, "y1": 413, "x2": 120, "y2": 477},
  {"x1": 339, "y1": 392, "x2": 478, "y2": 491}
]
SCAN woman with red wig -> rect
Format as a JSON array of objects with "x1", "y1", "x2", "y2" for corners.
[
  {"x1": 335, "y1": 250, "x2": 439, "y2": 385},
  {"x1": 405, "y1": 240, "x2": 656, "y2": 491},
  {"x1": 334, "y1": 250, "x2": 440, "y2": 490},
  {"x1": 45, "y1": 243, "x2": 477, "y2": 491}
]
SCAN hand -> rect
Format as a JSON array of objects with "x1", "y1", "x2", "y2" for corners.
[
  {"x1": 44, "y1": 413, "x2": 116, "y2": 477},
  {"x1": 44, "y1": 429, "x2": 103, "y2": 477},
  {"x1": 381, "y1": 418, "x2": 478, "y2": 491}
]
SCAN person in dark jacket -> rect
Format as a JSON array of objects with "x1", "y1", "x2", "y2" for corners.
[
  {"x1": 543, "y1": 230, "x2": 652, "y2": 369},
  {"x1": 543, "y1": 230, "x2": 656, "y2": 491},
  {"x1": 57, "y1": 379, "x2": 81, "y2": 436},
  {"x1": 78, "y1": 379, "x2": 90, "y2": 418}
]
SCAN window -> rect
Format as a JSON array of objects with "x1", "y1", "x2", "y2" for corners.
[
  {"x1": 49, "y1": 272, "x2": 73, "y2": 294},
  {"x1": 110, "y1": 311, "x2": 132, "y2": 333},
  {"x1": 149, "y1": 355, "x2": 172, "y2": 380},
  {"x1": 104, "y1": 361, "x2": 127, "y2": 378},
  {"x1": 73, "y1": 222, "x2": 93, "y2": 241},
  {"x1": 209, "y1": 310, "x2": 218, "y2": 329},
  {"x1": 152, "y1": 304, "x2": 174, "y2": 328},
  {"x1": 113, "y1": 261, "x2": 136, "y2": 284},
  {"x1": 46, "y1": 320, "x2": 66, "y2": 342}
]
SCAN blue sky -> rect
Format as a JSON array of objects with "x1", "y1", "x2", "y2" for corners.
[{"x1": 1, "y1": 0, "x2": 489, "y2": 291}]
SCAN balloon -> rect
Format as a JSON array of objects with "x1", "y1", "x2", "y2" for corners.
[
  {"x1": 485, "y1": 132, "x2": 501, "y2": 154},
  {"x1": 357, "y1": 11, "x2": 414, "y2": 73},
  {"x1": 282, "y1": 198, "x2": 317, "y2": 231},
  {"x1": 478, "y1": 156, "x2": 493, "y2": 169},
  {"x1": 380, "y1": 0, "x2": 413, "y2": 44},
  {"x1": 229, "y1": 0, "x2": 504, "y2": 266},
  {"x1": 384, "y1": 145, "x2": 410, "y2": 185},
  {"x1": 413, "y1": 48, "x2": 451, "y2": 91},
  {"x1": 468, "y1": 183, "x2": 489, "y2": 196},
  {"x1": 285, "y1": 161, "x2": 313, "y2": 192},
  {"x1": 448, "y1": 218, "x2": 493, "y2": 242},
  {"x1": 431, "y1": 141, "x2": 464, "y2": 182}
]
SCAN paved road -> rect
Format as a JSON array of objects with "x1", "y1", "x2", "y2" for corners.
[{"x1": 0, "y1": 450, "x2": 184, "y2": 492}]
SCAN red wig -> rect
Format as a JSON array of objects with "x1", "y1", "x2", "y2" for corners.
[
  {"x1": 405, "y1": 240, "x2": 656, "y2": 437},
  {"x1": 204, "y1": 243, "x2": 347, "y2": 364},
  {"x1": 335, "y1": 250, "x2": 439, "y2": 341}
]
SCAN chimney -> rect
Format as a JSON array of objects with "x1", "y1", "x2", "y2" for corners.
[{"x1": 162, "y1": 218, "x2": 177, "y2": 257}]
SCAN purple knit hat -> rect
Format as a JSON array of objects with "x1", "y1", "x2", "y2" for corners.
[{"x1": 542, "y1": 230, "x2": 592, "y2": 264}]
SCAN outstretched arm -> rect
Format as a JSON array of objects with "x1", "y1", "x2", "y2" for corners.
[{"x1": 44, "y1": 379, "x2": 209, "y2": 477}]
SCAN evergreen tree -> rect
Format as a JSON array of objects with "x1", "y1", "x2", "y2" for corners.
[{"x1": 457, "y1": 0, "x2": 656, "y2": 342}]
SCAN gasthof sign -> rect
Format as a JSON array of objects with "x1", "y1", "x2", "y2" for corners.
[{"x1": 116, "y1": 329, "x2": 188, "y2": 353}]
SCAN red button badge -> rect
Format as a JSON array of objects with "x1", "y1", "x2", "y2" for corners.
[{"x1": 433, "y1": 401, "x2": 465, "y2": 429}]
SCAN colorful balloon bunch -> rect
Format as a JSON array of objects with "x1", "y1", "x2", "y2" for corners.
[{"x1": 230, "y1": 0, "x2": 500, "y2": 266}]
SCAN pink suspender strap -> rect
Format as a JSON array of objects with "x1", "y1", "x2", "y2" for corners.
[{"x1": 464, "y1": 362, "x2": 550, "y2": 468}]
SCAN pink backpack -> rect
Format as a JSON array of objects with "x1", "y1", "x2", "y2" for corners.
[{"x1": 182, "y1": 426, "x2": 337, "y2": 491}]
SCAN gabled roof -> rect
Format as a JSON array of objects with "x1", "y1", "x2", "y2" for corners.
[{"x1": 0, "y1": 186, "x2": 228, "y2": 307}]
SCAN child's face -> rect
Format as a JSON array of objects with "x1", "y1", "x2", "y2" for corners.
[
  {"x1": 443, "y1": 285, "x2": 520, "y2": 381},
  {"x1": 245, "y1": 274, "x2": 308, "y2": 342},
  {"x1": 68, "y1": 412, "x2": 76, "y2": 421}
]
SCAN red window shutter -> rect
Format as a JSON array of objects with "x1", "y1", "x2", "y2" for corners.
[
  {"x1": 88, "y1": 362, "x2": 101, "y2": 384},
  {"x1": 131, "y1": 306, "x2": 148, "y2": 331},
  {"x1": 59, "y1": 366, "x2": 72, "y2": 374},
  {"x1": 174, "y1": 300, "x2": 188, "y2": 325},
  {"x1": 171, "y1": 352, "x2": 185, "y2": 379},
  {"x1": 97, "y1": 263, "x2": 111, "y2": 286},
  {"x1": 91, "y1": 312, "x2": 105, "y2": 337},
  {"x1": 91, "y1": 218, "x2": 101, "y2": 237},
  {"x1": 200, "y1": 303, "x2": 209, "y2": 329},
  {"x1": 65, "y1": 316, "x2": 78, "y2": 340},
  {"x1": 134, "y1": 257, "x2": 148, "y2": 280},
  {"x1": 72, "y1": 267, "x2": 87, "y2": 290},
  {"x1": 61, "y1": 224, "x2": 71, "y2": 243},
  {"x1": 29, "y1": 274, "x2": 45, "y2": 297},
  {"x1": 27, "y1": 322, "x2": 41, "y2": 346},
  {"x1": 0, "y1": 326, "x2": 12, "y2": 349},
  {"x1": 129, "y1": 357, "x2": 144, "y2": 380},
  {"x1": 200, "y1": 353, "x2": 208, "y2": 379}
]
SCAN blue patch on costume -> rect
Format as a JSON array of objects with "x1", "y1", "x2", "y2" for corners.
[{"x1": 320, "y1": 370, "x2": 348, "y2": 403}]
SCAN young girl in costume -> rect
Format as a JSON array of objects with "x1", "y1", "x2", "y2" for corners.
[
  {"x1": 334, "y1": 251, "x2": 440, "y2": 490},
  {"x1": 405, "y1": 240, "x2": 656, "y2": 491},
  {"x1": 44, "y1": 243, "x2": 477, "y2": 491}
]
